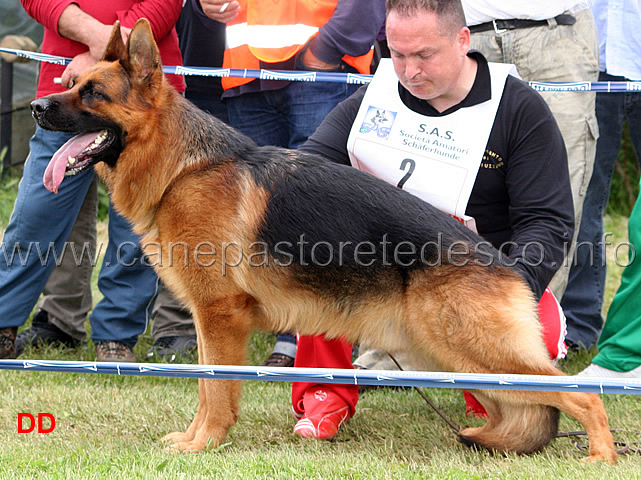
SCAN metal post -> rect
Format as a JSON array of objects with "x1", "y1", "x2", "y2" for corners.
[{"x1": 1, "y1": 59, "x2": 14, "y2": 176}]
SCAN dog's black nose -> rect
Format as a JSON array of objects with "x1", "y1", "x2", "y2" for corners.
[{"x1": 30, "y1": 98, "x2": 50, "y2": 120}]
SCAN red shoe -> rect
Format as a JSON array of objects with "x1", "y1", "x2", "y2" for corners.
[{"x1": 293, "y1": 387, "x2": 350, "y2": 440}]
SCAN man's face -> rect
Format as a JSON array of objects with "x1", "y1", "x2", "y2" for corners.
[{"x1": 386, "y1": 10, "x2": 469, "y2": 104}]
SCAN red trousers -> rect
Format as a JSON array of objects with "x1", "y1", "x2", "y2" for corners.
[{"x1": 291, "y1": 287, "x2": 566, "y2": 417}]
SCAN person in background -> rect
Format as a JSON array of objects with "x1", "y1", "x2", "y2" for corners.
[
  {"x1": 0, "y1": 0, "x2": 185, "y2": 362},
  {"x1": 291, "y1": 0, "x2": 573, "y2": 439},
  {"x1": 579, "y1": 177, "x2": 641, "y2": 379},
  {"x1": 561, "y1": 0, "x2": 641, "y2": 350},
  {"x1": 461, "y1": 0, "x2": 600, "y2": 333},
  {"x1": 16, "y1": 0, "x2": 232, "y2": 363},
  {"x1": 355, "y1": 0, "x2": 600, "y2": 371},
  {"x1": 176, "y1": 0, "x2": 228, "y2": 123}
]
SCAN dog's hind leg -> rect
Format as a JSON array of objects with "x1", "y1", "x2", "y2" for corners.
[
  {"x1": 165, "y1": 295, "x2": 253, "y2": 452},
  {"x1": 491, "y1": 380, "x2": 617, "y2": 464},
  {"x1": 448, "y1": 336, "x2": 617, "y2": 463},
  {"x1": 404, "y1": 272, "x2": 617, "y2": 463},
  {"x1": 459, "y1": 371, "x2": 617, "y2": 464},
  {"x1": 448, "y1": 337, "x2": 617, "y2": 463}
]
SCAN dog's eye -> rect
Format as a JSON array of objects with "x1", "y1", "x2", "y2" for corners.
[{"x1": 80, "y1": 81, "x2": 105, "y2": 101}]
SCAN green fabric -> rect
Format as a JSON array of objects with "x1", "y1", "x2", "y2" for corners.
[{"x1": 593, "y1": 180, "x2": 641, "y2": 372}]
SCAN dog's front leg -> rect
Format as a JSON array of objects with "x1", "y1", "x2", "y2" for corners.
[
  {"x1": 162, "y1": 332, "x2": 208, "y2": 446},
  {"x1": 165, "y1": 295, "x2": 253, "y2": 452}
]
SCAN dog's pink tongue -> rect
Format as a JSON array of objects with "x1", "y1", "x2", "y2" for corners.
[{"x1": 43, "y1": 132, "x2": 99, "y2": 193}]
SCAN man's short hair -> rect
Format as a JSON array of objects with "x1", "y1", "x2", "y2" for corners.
[{"x1": 386, "y1": 0, "x2": 467, "y2": 34}]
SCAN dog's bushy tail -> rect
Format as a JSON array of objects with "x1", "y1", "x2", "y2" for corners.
[{"x1": 458, "y1": 402, "x2": 560, "y2": 454}]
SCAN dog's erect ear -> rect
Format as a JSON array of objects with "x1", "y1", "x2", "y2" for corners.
[
  {"x1": 102, "y1": 21, "x2": 125, "y2": 62},
  {"x1": 122, "y1": 18, "x2": 163, "y2": 88}
]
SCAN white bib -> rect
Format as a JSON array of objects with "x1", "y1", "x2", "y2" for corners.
[{"x1": 347, "y1": 59, "x2": 515, "y2": 231}]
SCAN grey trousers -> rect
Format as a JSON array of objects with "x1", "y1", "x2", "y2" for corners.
[{"x1": 469, "y1": 7, "x2": 600, "y2": 298}]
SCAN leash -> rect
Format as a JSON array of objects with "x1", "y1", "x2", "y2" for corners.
[
  {"x1": 387, "y1": 353, "x2": 461, "y2": 434},
  {"x1": 386, "y1": 353, "x2": 640, "y2": 455}
]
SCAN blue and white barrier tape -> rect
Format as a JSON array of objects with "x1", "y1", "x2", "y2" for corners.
[
  {"x1": 2, "y1": 47, "x2": 641, "y2": 92},
  {"x1": 1, "y1": 359, "x2": 640, "y2": 395}
]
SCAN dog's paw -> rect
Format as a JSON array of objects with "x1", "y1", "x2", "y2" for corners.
[
  {"x1": 581, "y1": 451, "x2": 618, "y2": 466},
  {"x1": 167, "y1": 440, "x2": 208, "y2": 453},
  {"x1": 161, "y1": 431, "x2": 193, "y2": 444}
]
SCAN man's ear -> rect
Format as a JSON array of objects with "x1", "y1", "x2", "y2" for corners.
[
  {"x1": 102, "y1": 21, "x2": 125, "y2": 62},
  {"x1": 121, "y1": 18, "x2": 163, "y2": 87}
]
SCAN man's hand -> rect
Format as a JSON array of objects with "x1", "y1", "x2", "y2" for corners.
[
  {"x1": 57, "y1": 4, "x2": 131, "y2": 88},
  {"x1": 0, "y1": 35, "x2": 38, "y2": 63},
  {"x1": 300, "y1": 47, "x2": 340, "y2": 71},
  {"x1": 199, "y1": 0, "x2": 241, "y2": 23}
]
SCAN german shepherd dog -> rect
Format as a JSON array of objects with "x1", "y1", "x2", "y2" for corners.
[{"x1": 31, "y1": 19, "x2": 617, "y2": 463}]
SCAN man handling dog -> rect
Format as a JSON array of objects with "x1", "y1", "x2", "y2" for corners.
[
  {"x1": 291, "y1": 0, "x2": 578, "y2": 442},
  {"x1": 27, "y1": 0, "x2": 617, "y2": 465}
]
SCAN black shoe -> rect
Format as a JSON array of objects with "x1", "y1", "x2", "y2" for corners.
[
  {"x1": 15, "y1": 310, "x2": 81, "y2": 356},
  {"x1": 0, "y1": 327, "x2": 17, "y2": 359},
  {"x1": 145, "y1": 335, "x2": 197, "y2": 362},
  {"x1": 564, "y1": 338, "x2": 594, "y2": 352},
  {"x1": 95, "y1": 341, "x2": 136, "y2": 362},
  {"x1": 261, "y1": 352, "x2": 295, "y2": 368}
]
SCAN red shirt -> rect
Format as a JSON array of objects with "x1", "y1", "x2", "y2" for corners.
[{"x1": 22, "y1": 0, "x2": 185, "y2": 97}]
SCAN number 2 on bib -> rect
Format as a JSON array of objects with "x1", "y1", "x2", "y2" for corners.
[{"x1": 397, "y1": 158, "x2": 416, "y2": 189}]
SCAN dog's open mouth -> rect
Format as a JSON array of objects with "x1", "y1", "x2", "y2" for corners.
[{"x1": 44, "y1": 129, "x2": 116, "y2": 193}]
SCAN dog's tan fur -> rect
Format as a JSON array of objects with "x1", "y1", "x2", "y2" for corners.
[{"x1": 33, "y1": 19, "x2": 617, "y2": 464}]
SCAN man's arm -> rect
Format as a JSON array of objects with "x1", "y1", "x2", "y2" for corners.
[
  {"x1": 198, "y1": 0, "x2": 241, "y2": 23},
  {"x1": 22, "y1": 0, "x2": 182, "y2": 88},
  {"x1": 499, "y1": 80, "x2": 575, "y2": 299},
  {"x1": 54, "y1": 4, "x2": 129, "y2": 88},
  {"x1": 115, "y1": 0, "x2": 182, "y2": 39},
  {"x1": 305, "y1": 0, "x2": 386, "y2": 69},
  {"x1": 57, "y1": 4, "x2": 121, "y2": 61},
  {"x1": 22, "y1": 0, "x2": 181, "y2": 39}
]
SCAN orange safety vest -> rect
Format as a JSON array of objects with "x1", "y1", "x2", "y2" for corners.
[{"x1": 223, "y1": 0, "x2": 374, "y2": 90}]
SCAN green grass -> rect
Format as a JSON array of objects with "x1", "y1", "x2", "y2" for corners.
[{"x1": 1, "y1": 176, "x2": 641, "y2": 478}]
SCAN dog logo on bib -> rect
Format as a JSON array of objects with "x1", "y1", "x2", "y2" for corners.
[{"x1": 359, "y1": 106, "x2": 396, "y2": 139}]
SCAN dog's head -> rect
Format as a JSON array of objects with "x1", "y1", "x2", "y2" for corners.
[{"x1": 32, "y1": 18, "x2": 165, "y2": 193}]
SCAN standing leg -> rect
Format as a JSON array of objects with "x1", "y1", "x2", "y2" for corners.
[
  {"x1": 562, "y1": 73, "x2": 626, "y2": 348},
  {"x1": 89, "y1": 203, "x2": 160, "y2": 352}
]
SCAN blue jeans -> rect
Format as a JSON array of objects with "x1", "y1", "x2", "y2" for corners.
[
  {"x1": 0, "y1": 126, "x2": 159, "y2": 348},
  {"x1": 561, "y1": 72, "x2": 641, "y2": 348},
  {"x1": 226, "y1": 79, "x2": 359, "y2": 149},
  {"x1": 226, "y1": 76, "x2": 360, "y2": 352}
]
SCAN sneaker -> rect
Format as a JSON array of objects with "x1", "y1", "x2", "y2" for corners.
[
  {"x1": 293, "y1": 387, "x2": 350, "y2": 440},
  {"x1": 95, "y1": 341, "x2": 135, "y2": 362},
  {"x1": 145, "y1": 335, "x2": 197, "y2": 362},
  {"x1": 15, "y1": 310, "x2": 81, "y2": 356},
  {"x1": 578, "y1": 363, "x2": 641, "y2": 379},
  {"x1": 261, "y1": 352, "x2": 295, "y2": 367},
  {"x1": 0, "y1": 327, "x2": 17, "y2": 359}
]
